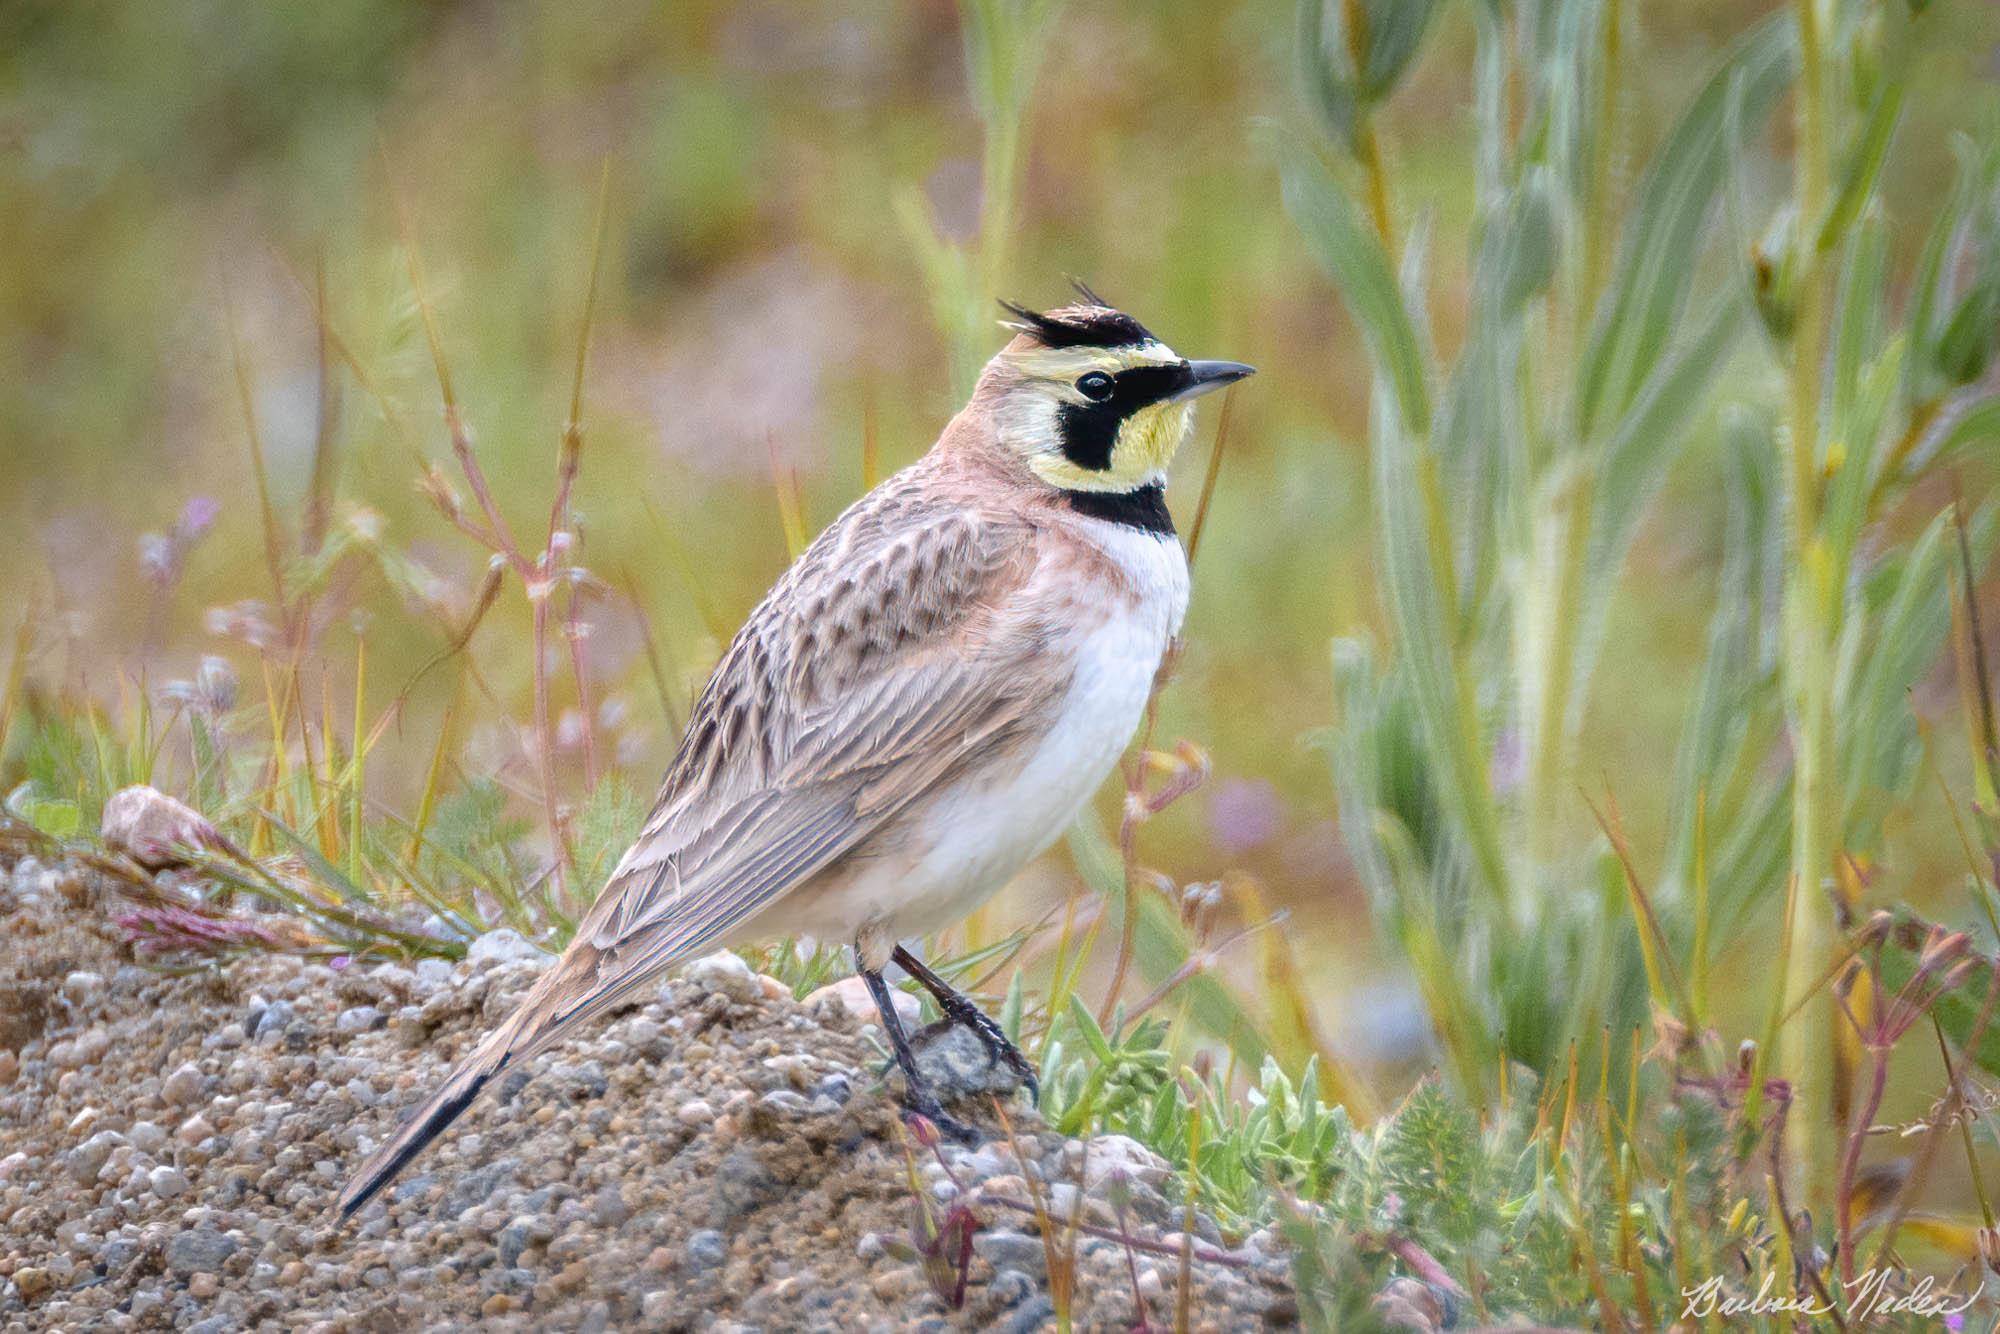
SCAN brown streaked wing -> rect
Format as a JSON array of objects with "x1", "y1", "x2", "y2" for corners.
[{"x1": 508, "y1": 480, "x2": 1057, "y2": 1048}]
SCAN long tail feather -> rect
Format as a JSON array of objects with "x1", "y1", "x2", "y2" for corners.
[{"x1": 335, "y1": 1012, "x2": 519, "y2": 1219}]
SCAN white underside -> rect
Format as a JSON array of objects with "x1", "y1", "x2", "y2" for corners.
[{"x1": 737, "y1": 520, "x2": 1189, "y2": 956}]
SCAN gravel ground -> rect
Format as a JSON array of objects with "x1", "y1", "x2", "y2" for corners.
[{"x1": 0, "y1": 854, "x2": 1295, "y2": 1331}]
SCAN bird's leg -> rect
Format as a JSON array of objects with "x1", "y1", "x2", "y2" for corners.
[
  {"x1": 857, "y1": 956, "x2": 980, "y2": 1145},
  {"x1": 891, "y1": 944, "x2": 1040, "y2": 1106}
]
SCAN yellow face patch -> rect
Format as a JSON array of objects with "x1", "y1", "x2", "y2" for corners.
[
  {"x1": 991, "y1": 341, "x2": 1198, "y2": 494},
  {"x1": 1025, "y1": 399, "x2": 1195, "y2": 492}
]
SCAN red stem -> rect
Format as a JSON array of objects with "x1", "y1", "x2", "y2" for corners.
[{"x1": 1836, "y1": 1042, "x2": 1889, "y2": 1287}]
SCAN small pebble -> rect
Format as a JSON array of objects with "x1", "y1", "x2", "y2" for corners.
[
  {"x1": 684, "y1": 1229, "x2": 728, "y2": 1270},
  {"x1": 162, "y1": 1061, "x2": 204, "y2": 1106}
]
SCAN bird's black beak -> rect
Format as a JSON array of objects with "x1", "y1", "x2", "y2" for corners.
[{"x1": 1170, "y1": 360, "x2": 1256, "y2": 402}]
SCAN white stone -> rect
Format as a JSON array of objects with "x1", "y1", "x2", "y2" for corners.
[
  {"x1": 467, "y1": 929, "x2": 545, "y2": 968},
  {"x1": 684, "y1": 951, "x2": 760, "y2": 1005},
  {"x1": 803, "y1": 974, "x2": 920, "y2": 1029}
]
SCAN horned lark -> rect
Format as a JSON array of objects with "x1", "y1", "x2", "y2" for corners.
[{"x1": 338, "y1": 287, "x2": 1251, "y2": 1219}]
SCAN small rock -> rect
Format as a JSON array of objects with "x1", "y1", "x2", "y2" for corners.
[
  {"x1": 1374, "y1": 1276, "x2": 1447, "y2": 1331},
  {"x1": 497, "y1": 1217, "x2": 545, "y2": 1269},
  {"x1": 414, "y1": 957, "x2": 456, "y2": 989},
  {"x1": 999, "y1": 1295, "x2": 1057, "y2": 1334},
  {"x1": 592, "y1": 1184, "x2": 629, "y2": 1228},
  {"x1": 804, "y1": 974, "x2": 920, "y2": 1029},
  {"x1": 13, "y1": 1266, "x2": 52, "y2": 1302},
  {"x1": 676, "y1": 1099, "x2": 715, "y2": 1127},
  {"x1": 912, "y1": 1022, "x2": 1026, "y2": 1103},
  {"x1": 69, "y1": 1129, "x2": 125, "y2": 1182},
  {"x1": 165, "y1": 1228, "x2": 238, "y2": 1279},
  {"x1": 187, "y1": 1271, "x2": 220, "y2": 1299},
  {"x1": 759, "y1": 1089, "x2": 810, "y2": 1115},
  {"x1": 713, "y1": 1150, "x2": 782, "y2": 1223},
  {"x1": 974, "y1": 1230, "x2": 1048, "y2": 1276},
  {"x1": 336, "y1": 1005, "x2": 383, "y2": 1034},
  {"x1": 149, "y1": 1165, "x2": 190, "y2": 1199},
  {"x1": 162, "y1": 1061, "x2": 204, "y2": 1106},
  {"x1": 0, "y1": 1049, "x2": 16, "y2": 1085},
  {"x1": 685, "y1": 951, "x2": 760, "y2": 1004},
  {"x1": 684, "y1": 1229, "x2": 728, "y2": 1270},
  {"x1": 468, "y1": 929, "x2": 544, "y2": 969},
  {"x1": 252, "y1": 1000, "x2": 295, "y2": 1042},
  {"x1": 1079, "y1": 1134, "x2": 1175, "y2": 1192},
  {"x1": 641, "y1": 1291, "x2": 674, "y2": 1320},
  {"x1": 178, "y1": 1113, "x2": 216, "y2": 1146},
  {"x1": 100, "y1": 1239, "x2": 139, "y2": 1275},
  {"x1": 61, "y1": 970, "x2": 104, "y2": 1003},
  {"x1": 988, "y1": 1267, "x2": 1035, "y2": 1309},
  {"x1": 101, "y1": 784, "x2": 221, "y2": 868},
  {"x1": 128, "y1": 1120, "x2": 166, "y2": 1154}
]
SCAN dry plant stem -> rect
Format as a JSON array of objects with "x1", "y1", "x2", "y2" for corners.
[
  {"x1": 389, "y1": 157, "x2": 613, "y2": 902},
  {"x1": 1355, "y1": 1231, "x2": 1465, "y2": 1297},
  {"x1": 1761, "y1": 1094, "x2": 1846, "y2": 1327},
  {"x1": 1835, "y1": 1031, "x2": 1887, "y2": 1287},
  {"x1": 564, "y1": 592, "x2": 598, "y2": 788},
  {"x1": 619, "y1": 565, "x2": 685, "y2": 739},
  {"x1": 1934, "y1": 1015, "x2": 1996, "y2": 1229},
  {"x1": 1125, "y1": 916, "x2": 1279, "y2": 1023},
  {"x1": 1110, "y1": 1193, "x2": 1156, "y2": 1332},
  {"x1": 1953, "y1": 501, "x2": 2000, "y2": 783},
  {"x1": 1182, "y1": 386, "x2": 1237, "y2": 568},
  {"x1": 225, "y1": 291, "x2": 287, "y2": 610},
  {"x1": 1174, "y1": 1101, "x2": 1200, "y2": 1334},
  {"x1": 1097, "y1": 644, "x2": 1183, "y2": 1027},
  {"x1": 304, "y1": 258, "x2": 338, "y2": 558},
  {"x1": 549, "y1": 166, "x2": 610, "y2": 788}
]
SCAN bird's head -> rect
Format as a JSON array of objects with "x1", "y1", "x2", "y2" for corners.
[{"x1": 973, "y1": 286, "x2": 1253, "y2": 495}]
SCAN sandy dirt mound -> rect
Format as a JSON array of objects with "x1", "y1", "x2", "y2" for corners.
[{"x1": 0, "y1": 855, "x2": 1294, "y2": 1332}]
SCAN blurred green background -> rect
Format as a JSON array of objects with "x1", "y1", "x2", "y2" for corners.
[{"x1": 2, "y1": 0, "x2": 1998, "y2": 1073}]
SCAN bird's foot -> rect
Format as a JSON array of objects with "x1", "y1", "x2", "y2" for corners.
[{"x1": 891, "y1": 944, "x2": 1040, "y2": 1105}]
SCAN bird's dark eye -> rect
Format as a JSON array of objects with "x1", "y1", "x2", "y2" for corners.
[{"x1": 1076, "y1": 371, "x2": 1114, "y2": 402}]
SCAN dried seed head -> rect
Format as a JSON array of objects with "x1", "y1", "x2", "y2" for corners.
[
  {"x1": 1937, "y1": 959, "x2": 1981, "y2": 995},
  {"x1": 1918, "y1": 928, "x2": 1971, "y2": 977},
  {"x1": 904, "y1": 1113, "x2": 940, "y2": 1150},
  {"x1": 196, "y1": 656, "x2": 238, "y2": 714}
]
